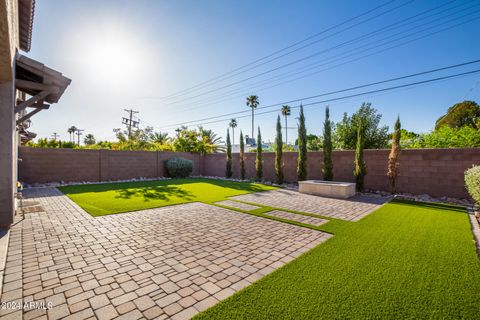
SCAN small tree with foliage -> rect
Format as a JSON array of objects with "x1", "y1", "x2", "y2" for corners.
[
  {"x1": 297, "y1": 104, "x2": 307, "y2": 181},
  {"x1": 239, "y1": 131, "x2": 246, "y2": 180},
  {"x1": 323, "y1": 106, "x2": 333, "y2": 181},
  {"x1": 256, "y1": 127, "x2": 263, "y2": 181},
  {"x1": 435, "y1": 100, "x2": 480, "y2": 130},
  {"x1": 226, "y1": 129, "x2": 232, "y2": 178},
  {"x1": 354, "y1": 121, "x2": 367, "y2": 192},
  {"x1": 387, "y1": 116, "x2": 401, "y2": 193},
  {"x1": 275, "y1": 115, "x2": 284, "y2": 184},
  {"x1": 334, "y1": 103, "x2": 389, "y2": 149},
  {"x1": 84, "y1": 134, "x2": 96, "y2": 146}
]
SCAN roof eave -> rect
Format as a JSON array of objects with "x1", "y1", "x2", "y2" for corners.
[{"x1": 18, "y1": 0, "x2": 35, "y2": 52}]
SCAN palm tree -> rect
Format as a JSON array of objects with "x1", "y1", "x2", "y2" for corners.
[
  {"x1": 281, "y1": 105, "x2": 291, "y2": 145},
  {"x1": 150, "y1": 131, "x2": 169, "y2": 144},
  {"x1": 199, "y1": 127, "x2": 225, "y2": 153},
  {"x1": 229, "y1": 119, "x2": 238, "y2": 145},
  {"x1": 68, "y1": 126, "x2": 77, "y2": 143},
  {"x1": 246, "y1": 95, "x2": 259, "y2": 139}
]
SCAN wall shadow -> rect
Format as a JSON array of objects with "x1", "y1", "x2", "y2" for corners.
[{"x1": 114, "y1": 185, "x2": 194, "y2": 202}]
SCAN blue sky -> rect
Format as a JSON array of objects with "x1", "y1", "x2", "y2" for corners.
[{"x1": 28, "y1": 0, "x2": 480, "y2": 144}]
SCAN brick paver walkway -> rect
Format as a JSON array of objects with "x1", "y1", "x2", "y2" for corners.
[
  {"x1": 0, "y1": 188, "x2": 331, "y2": 320},
  {"x1": 214, "y1": 200, "x2": 260, "y2": 211},
  {"x1": 231, "y1": 189, "x2": 388, "y2": 221},
  {"x1": 264, "y1": 210, "x2": 328, "y2": 226}
]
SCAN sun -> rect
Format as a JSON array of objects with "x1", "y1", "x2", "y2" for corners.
[{"x1": 80, "y1": 24, "x2": 149, "y2": 88}]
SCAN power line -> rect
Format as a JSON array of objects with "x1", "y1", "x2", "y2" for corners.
[
  {"x1": 173, "y1": 68, "x2": 480, "y2": 129},
  {"x1": 155, "y1": 0, "x2": 400, "y2": 101},
  {"x1": 168, "y1": 1, "x2": 478, "y2": 111},
  {"x1": 154, "y1": 59, "x2": 480, "y2": 129},
  {"x1": 157, "y1": 1, "x2": 479, "y2": 108}
]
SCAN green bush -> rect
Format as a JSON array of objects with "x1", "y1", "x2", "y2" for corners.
[
  {"x1": 465, "y1": 166, "x2": 480, "y2": 204},
  {"x1": 165, "y1": 157, "x2": 193, "y2": 178}
]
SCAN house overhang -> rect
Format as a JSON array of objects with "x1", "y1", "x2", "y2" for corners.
[
  {"x1": 15, "y1": 54, "x2": 71, "y2": 126},
  {"x1": 18, "y1": 0, "x2": 35, "y2": 52}
]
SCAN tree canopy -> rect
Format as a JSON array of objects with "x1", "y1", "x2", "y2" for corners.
[
  {"x1": 435, "y1": 100, "x2": 480, "y2": 130},
  {"x1": 334, "y1": 103, "x2": 389, "y2": 149}
]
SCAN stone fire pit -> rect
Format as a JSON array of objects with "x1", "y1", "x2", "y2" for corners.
[{"x1": 298, "y1": 180, "x2": 356, "y2": 199}]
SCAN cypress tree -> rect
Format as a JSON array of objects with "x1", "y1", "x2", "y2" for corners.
[
  {"x1": 226, "y1": 129, "x2": 232, "y2": 178},
  {"x1": 297, "y1": 104, "x2": 307, "y2": 181},
  {"x1": 387, "y1": 116, "x2": 401, "y2": 193},
  {"x1": 323, "y1": 106, "x2": 333, "y2": 181},
  {"x1": 275, "y1": 115, "x2": 284, "y2": 184},
  {"x1": 354, "y1": 120, "x2": 367, "y2": 192},
  {"x1": 256, "y1": 127, "x2": 263, "y2": 181},
  {"x1": 239, "y1": 131, "x2": 246, "y2": 180}
]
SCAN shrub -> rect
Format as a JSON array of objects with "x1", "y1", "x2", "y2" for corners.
[
  {"x1": 354, "y1": 121, "x2": 367, "y2": 192},
  {"x1": 240, "y1": 131, "x2": 246, "y2": 180},
  {"x1": 165, "y1": 157, "x2": 193, "y2": 178},
  {"x1": 256, "y1": 127, "x2": 263, "y2": 181},
  {"x1": 275, "y1": 115, "x2": 284, "y2": 184},
  {"x1": 465, "y1": 166, "x2": 480, "y2": 204},
  {"x1": 323, "y1": 106, "x2": 333, "y2": 181},
  {"x1": 226, "y1": 129, "x2": 232, "y2": 178},
  {"x1": 297, "y1": 104, "x2": 307, "y2": 181},
  {"x1": 387, "y1": 116, "x2": 401, "y2": 194}
]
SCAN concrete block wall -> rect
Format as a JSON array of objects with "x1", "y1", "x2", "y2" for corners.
[
  {"x1": 203, "y1": 149, "x2": 480, "y2": 198},
  {"x1": 18, "y1": 147, "x2": 480, "y2": 198},
  {"x1": 18, "y1": 147, "x2": 202, "y2": 184}
]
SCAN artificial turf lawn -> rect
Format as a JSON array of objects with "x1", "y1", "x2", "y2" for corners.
[
  {"x1": 194, "y1": 200, "x2": 480, "y2": 319},
  {"x1": 58, "y1": 178, "x2": 277, "y2": 216}
]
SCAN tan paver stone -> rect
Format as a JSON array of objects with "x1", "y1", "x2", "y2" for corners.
[
  {"x1": 95, "y1": 305, "x2": 118, "y2": 320},
  {"x1": 89, "y1": 294, "x2": 109, "y2": 309},
  {"x1": 116, "y1": 301, "x2": 136, "y2": 314},
  {"x1": 47, "y1": 303, "x2": 70, "y2": 320}
]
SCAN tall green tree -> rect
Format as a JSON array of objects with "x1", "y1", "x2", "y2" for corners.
[
  {"x1": 354, "y1": 121, "x2": 367, "y2": 192},
  {"x1": 226, "y1": 129, "x2": 232, "y2": 178},
  {"x1": 334, "y1": 103, "x2": 389, "y2": 149},
  {"x1": 239, "y1": 131, "x2": 246, "y2": 180},
  {"x1": 83, "y1": 134, "x2": 96, "y2": 146},
  {"x1": 256, "y1": 127, "x2": 263, "y2": 181},
  {"x1": 229, "y1": 119, "x2": 238, "y2": 145},
  {"x1": 68, "y1": 126, "x2": 77, "y2": 144},
  {"x1": 275, "y1": 115, "x2": 284, "y2": 184},
  {"x1": 281, "y1": 105, "x2": 291, "y2": 145},
  {"x1": 323, "y1": 106, "x2": 333, "y2": 181},
  {"x1": 387, "y1": 116, "x2": 401, "y2": 194},
  {"x1": 297, "y1": 104, "x2": 307, "y2": 181},
  {"x1": 435, "y1": 100, "x2": 480, "y2": 130},
  {"x1": 246, "y1": 95, "x2": 259, "y2": 139}
]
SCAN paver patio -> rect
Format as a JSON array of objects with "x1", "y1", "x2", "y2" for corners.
[
  {"x1": 263, "y1": 210, "x2": 328, "y2": 226},
  {"x1": 0, "y1": 188, "x2": 331, "y2": 320},
  {"x1": 231, "y1": 189, "x2": 389, "y2": 221}
]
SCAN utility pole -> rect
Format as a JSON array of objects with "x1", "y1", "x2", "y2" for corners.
[
  {"x1": 51, "y1": 132, "x2": 59, "y2": 141},
  {"x1": 76, "y1": 129, "x2": 84, "y2": 146},
  {"x1": 122, "y1": 109, "x2": 139, "y2": 139}
]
